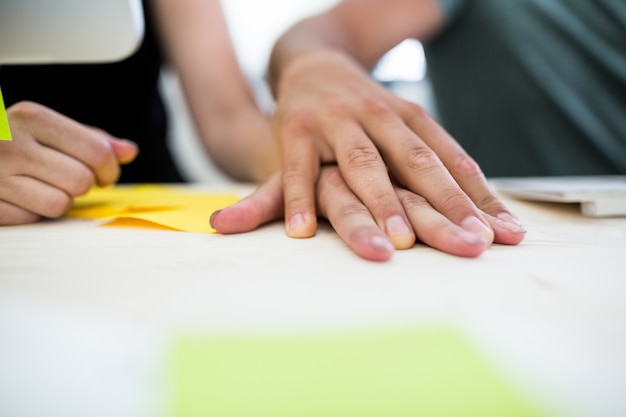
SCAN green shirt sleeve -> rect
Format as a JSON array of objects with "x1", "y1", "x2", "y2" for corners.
[{"x1": 436, "y1": 0, "x2": 468, "y2": 21}]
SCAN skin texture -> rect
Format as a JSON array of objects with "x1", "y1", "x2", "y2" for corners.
[{"x1": 211, "y1": 0, "x2": 526, "y2": 261}]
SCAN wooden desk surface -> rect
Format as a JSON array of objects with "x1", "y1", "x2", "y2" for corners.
[{"x1": 1, "y1": 184, "x2": 625, "y2": 417}]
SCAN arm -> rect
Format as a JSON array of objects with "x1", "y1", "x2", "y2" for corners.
[{"x1": 151, "y1": 0, "x2": 279, "y2": 182}]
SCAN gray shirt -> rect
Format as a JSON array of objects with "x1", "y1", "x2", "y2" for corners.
[{"x1": 424, "y1": 0, "x2": 626, "y2": 176}]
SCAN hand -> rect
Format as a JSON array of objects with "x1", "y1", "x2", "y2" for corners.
[
  {"x1": 271, "y1": 50, "x2": 525, "y2": 248},
  {"x1": 210, "y1": 166, "x2": 526, "y2": 262},
  {"x1": 0, "y1": 101, "x2": 138, "y2": 225}
]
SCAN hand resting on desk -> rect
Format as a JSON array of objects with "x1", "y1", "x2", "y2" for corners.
[
  {"x1": 211, "y1": 41, "x2": 526, "y2": 261},
  {"x1": 210, "y1": 166, "x2": 526, "y2": 262}
]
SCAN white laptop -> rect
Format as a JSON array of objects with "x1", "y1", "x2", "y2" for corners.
[
  {"x1": 491, "y1": 175, "x2": 626, "y2": 217},
  {"x1": 0, "y1": 0, "x2": 144, "y2": 64}
]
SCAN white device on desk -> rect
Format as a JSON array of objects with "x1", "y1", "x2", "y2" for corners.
[
  {"x1": 491, "y1": 175, "x2": 626, "y2": 217},
  {"x1": 0, "y1": 0, "x2": 144, "y2": 64}
]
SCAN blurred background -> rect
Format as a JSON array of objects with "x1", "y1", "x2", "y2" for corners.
[{"x1": 161, "y1": 0, "x2": 435, "y2": 183}]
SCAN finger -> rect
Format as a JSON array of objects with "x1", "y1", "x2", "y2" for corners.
[
  {"x1": 400, "y1": 105, "x2": 526, "y2": 243},
  {"x1": 5, "y1": 139, "x2": 96, "y2": 197},
  {"x1": 483, "y1": 211, "x2": 527, "y2": 246},
  {"x1": 363, "y1": 102, "x2": 490, "y2": 236},
  {"x1": 395, "y1": 187, "x2": 490, "y2": 258},
  {"x1": 276, "y1": 115, "x2": 320, "y2": 238},
  {"x1": 85, "y1": 125, "x2": 139, "y2": 165},
  {"x1": 0, "y1": 200, "x2": 40, "y2": 225},
  {"x1": 316, "y1": 166, "x2": 397, "y2": 262},
  {"x1": 328, "y1": 120, "x2": 415, "y2": 249},
  {"x1": 210, "y1": 172, "x2": 284, "y2": 234},
  {"x1": 0, "y1": 175, "x2": 73, "y2": 220},
  {"x1": 107, "y1": 138, "x2": 139, "y2": 165},
  {"x1": 8, "y1": 102, "x2": 122, "y2": 186}
]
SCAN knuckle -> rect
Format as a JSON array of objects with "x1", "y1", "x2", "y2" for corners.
[
  {"x1": 321, "y1": 167, "x2": 345, "y2": 189},
  {"x1": 397, "y1": 190, "x2": 429, "y2": 211},
  {"x1": 400, "y1": 101, "x2": 430, "y2": 120},
  {"x1": 85, "y1": 142, "x2": 112, "y2": 170},
  {"x1": 345, "y1": 146, "x2": 382, "y2": 170},
  {"x1": 477, "y1": 193, "x2": 505, "y2": 212},
  {"x1": 326, "y1": 100, "x2": 352, "y2": 120},
  {"x1": 277, "y1": 109, "x2": 314, "y2": 138},
  {"x1": 82, "y1": 143, "x2": 119, "y2": 186},
  {"x1": 453, "y1": 152, "x2": 483, "y2": 177},
  {"x1": 281, "y1": 163, "x2": 307, "y2": 184},
  {"x1": 67, "y1": 169, "x2": 95, "y2": 196},
  {"x1": 7, "y1": 101, "x2": 43, "y2": 119},
  {"x1": 405, "y1": 148, "x2": 439, "y2": 172},
  {"x1": 337, "y1": 200, "x2": 370, "y2": 219},
  {"x1": 368, "y1": 188, "x2": 398, "y2": 209},
  {"x1": 44, "y1": 192, "x2": 73, "y2": 218},
  {"x1": 439, "y1": 191, "x2": 471, "y2": 213},
  {"x1": 361, "y1": 96, "x2": 395, "y2": 120}
]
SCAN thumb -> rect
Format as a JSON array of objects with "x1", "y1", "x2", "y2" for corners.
[{"x1": 210, "y1": 171, "x2": 284, "y2": 234}]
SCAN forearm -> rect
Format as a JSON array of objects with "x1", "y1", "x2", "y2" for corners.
[
  {"x1": 179, "y1": 49, "x2": 275, "y2": 181},
  {"x1": 153, "y1": 0, "x2": 278, "y2": 182}
]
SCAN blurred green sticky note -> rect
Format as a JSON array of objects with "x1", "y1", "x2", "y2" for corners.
[
  {"x1": 0, "y1": 87, "x2": 11, "y2": 141},
  {"x1": 171, "y1": 326, "x2": 555, "y2": 417}
]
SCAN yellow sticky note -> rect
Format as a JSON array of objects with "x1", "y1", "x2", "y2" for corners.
[
  {"x1": 170, "y1": 326, "x2": 557, "y2": 417},
  {"x1": 66, "y1": 184, "x2": 240, "y2": 233},
  {"x1": 0, "y1": 86, "x2": 12, "y2": 141}
]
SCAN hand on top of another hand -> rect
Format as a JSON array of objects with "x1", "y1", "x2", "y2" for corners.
[
  {"x1": 210, "y1": 165, "x2": 526, "y2": 262},
  {"x1": 265, "y1": 51, "x2": 526, "y2": 258}
]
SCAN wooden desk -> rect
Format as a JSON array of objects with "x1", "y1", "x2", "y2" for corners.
[{"x1": 1, "y1": 184, "x2": 625, "y2": 417}]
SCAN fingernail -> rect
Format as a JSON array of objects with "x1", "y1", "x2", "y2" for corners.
[
  {"x1": 116, "y1": 138, "x2": 138, "y2": 146},
  {"x1": 385, "y1": 215, "x2": 411, "y2": 235},
  {"x1": 457, "y1": 230, "x2": 488, "y2": 246},
  {"x1": 288, "y1": 213, "x2": 306, "y2": 233},
  {"x1": 370, "y1": 235, "x2": 395, "y2": 252},
  {"x1": 460, "y1": 216, "x2": 494, "y2": 244},
  {"x1": 385, "y1": 215, "x2": 414, "y2": 249},
  {"x1": 497, "y1": 212, "x2": 527, "y2": 233},
  {"x1": 209, "y1": 210, "x2": 221, "y2": 228}
]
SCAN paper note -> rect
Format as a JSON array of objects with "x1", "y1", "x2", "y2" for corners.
[
  {"x1": 0, "y1": 86, "x2": 12, "y2": 141},
  {"x1": 66, "y1": 184, "x2": 240, "y2": 233},
  {"x1": 170, "y1": 326, "x2": 556, "y2": 417}
]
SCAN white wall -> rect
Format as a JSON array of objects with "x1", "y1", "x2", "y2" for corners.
[{"x1": 222, "y1": 0, "x2": 340, "y2": 79}]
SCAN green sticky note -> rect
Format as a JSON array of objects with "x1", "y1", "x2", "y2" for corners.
[
  {"x1": 0, "y1": 86, "x2": 11, "y2": 141},
  {"x1": 170, "y1": 326, "x2": 555, "y2": 417}
]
